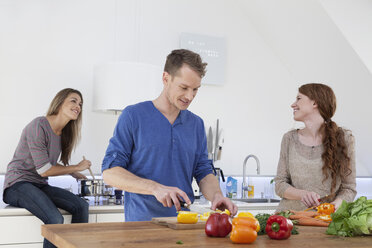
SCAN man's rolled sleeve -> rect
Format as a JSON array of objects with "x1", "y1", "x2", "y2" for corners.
[
  {"x1": 193, "y1": 120, "x2": 213, "y2": 183},
  {"x1": 102, "y1": 108, "x2": 134, "y2": 172}
]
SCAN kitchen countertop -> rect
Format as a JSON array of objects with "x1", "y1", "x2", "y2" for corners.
[
  {"x1": 0, "y1": 197, "x2": 124, "y2": 216},
  {"x1": 0, "y1": 198, "x2": 279, "y2": 217},
  {"x1": 41, "y1": 221, "x2": 372, "y2": 248}
]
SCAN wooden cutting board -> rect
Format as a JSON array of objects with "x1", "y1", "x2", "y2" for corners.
[{"x1": 151, "y1": 217, "x2": 206, "y2": 230}]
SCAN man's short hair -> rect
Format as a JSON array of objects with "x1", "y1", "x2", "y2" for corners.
[{"x1": 164, "y1": 49, "x2": 207, "y2": 78}]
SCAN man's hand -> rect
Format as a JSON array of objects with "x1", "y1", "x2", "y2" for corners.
[
  {"x1": 211, "y1": 193, "x2": 238, "y2": 216},
  {"x1": 153, "y1": 184, "x2": 191, "y2": 211}
]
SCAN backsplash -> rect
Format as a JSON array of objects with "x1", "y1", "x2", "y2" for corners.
[
  {"x1": 220, "y1": 175, "x2": 372, "y2": 200},
  {"x1": 0, "y1": 174, "x2": 371, "y2": 204}
]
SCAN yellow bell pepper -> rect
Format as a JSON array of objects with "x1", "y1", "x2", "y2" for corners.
[
  {"x1": 237, "y1": 212, "x2": 255, "y2": 218},
  {"x1": 177, "y1": 211, "x2": 198, "y2": 224}
]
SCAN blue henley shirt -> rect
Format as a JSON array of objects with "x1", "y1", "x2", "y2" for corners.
[{"x1": 102, "y1": 101, "x2": 213, "y2": 221}]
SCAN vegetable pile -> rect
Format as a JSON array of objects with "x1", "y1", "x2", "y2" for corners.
[
  {"x1": 326, "y1": 196, "x2": 372, "y2": 237},
  {"x1": 256, "y1": 212, "x2": 299, "y2": 235},
  {"x1": 203, "y1": 210, "x2": 299, "y2": 244}
]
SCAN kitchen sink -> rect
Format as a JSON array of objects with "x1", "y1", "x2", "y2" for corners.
[{"x1": 232, "y1": 198, "x2": 280, "y2": 203}]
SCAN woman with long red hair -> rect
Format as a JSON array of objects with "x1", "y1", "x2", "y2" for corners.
[{"x1": 275, "y1": 83, "x2": 356, "y2": 211}]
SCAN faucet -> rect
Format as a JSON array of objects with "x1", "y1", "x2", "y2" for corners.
[{"x1": 242, "y1": 154, "x2": 261, "y2": 199}]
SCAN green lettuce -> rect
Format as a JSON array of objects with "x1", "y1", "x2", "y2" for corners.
[{"x1": 326, "y1": 196, "x2": 372, "y2": 237}]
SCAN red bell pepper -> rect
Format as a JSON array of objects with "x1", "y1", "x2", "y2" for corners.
[
  {"x1": 205, "y1": 213, "x2": 232, "y2": 237},
  {"x1": 265, "y1": 215, "x2": 293, "y2": 240}
]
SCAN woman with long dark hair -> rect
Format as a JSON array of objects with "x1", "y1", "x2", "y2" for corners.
[
  {"x1": 275, "y1": 83, "x2": 356, "y2": 211},
  {"x1": 3, "y1": 88, "x2": 91, "y2": 248}
]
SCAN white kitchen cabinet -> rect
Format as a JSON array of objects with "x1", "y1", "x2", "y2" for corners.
[
  {"x1": 0, "y1": 216, "x2": 44, "y2": 245},
  {"x1": 96, "y1": 213, "x2": 124, "y2": 223},
  {"x1": 0, "y1": 243, "x2": 43, "y2": 248},
  {"x1": 0, "y1": 214, "x2": 95, "y2": 246}
]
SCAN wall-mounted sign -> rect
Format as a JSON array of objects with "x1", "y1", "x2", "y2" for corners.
[{"x1": 180, "y1": 33, "x2": 226, "y2": 85}]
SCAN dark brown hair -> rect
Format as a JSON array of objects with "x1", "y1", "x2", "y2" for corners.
[
  {"x1": 299, "y1": 83, "x2": 351, "y2": 194},
  {"x1": 164, "y1": 49, "x2": 207, "y2": 78},
  {"x1": 46, "y1": 88, "x2": 83, "y2": 165}
]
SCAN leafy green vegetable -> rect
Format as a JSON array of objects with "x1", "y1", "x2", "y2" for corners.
[
  {"x1": 176, "y1": 240, "x2": 184, "y2": 244},
  {"x1": 326, "y1": 196, "x2": 372, "y2": 237},
  {"x1": 255, "y1": 213, "x2": 271, "y2": 235},
  {"x1": 276, "y1": 210, "x2": 293, "y2": 219},
  {"x1": 276, "y1": 211, "x2": 299, "y2": 235}
]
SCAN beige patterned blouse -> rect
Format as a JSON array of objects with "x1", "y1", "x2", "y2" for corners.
[{"x1": 274, "y1": 129, "x2": 356, "y2": 212}]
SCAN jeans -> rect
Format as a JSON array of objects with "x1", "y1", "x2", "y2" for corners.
[{"x1": 3, "y1": 181, "x2": 89, "y2": 248}]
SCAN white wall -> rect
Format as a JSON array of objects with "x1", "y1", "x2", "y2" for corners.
[
  {"x1": 0, "y1": 0, "x2": 371, "y2": 177},
  {"x1": 320, "y1": 0, "x2": 372, "y2": 73},
  {"x1": 241, "y1": 0, "x2": 372, "y2": 175}
]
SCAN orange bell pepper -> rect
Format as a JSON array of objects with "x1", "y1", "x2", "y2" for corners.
[
  {"x1": 237, "y1": 212, "x2": 260, "y2": 232},
  {"x1": 230, "y1": 217, "x2": 258, "y2": 244},
  {"x1": 315, "y1": 214, "x2": 332, "y2": 222},
  {"x1": 317, "y1": 203, "x2": 335, "y2": 215}
]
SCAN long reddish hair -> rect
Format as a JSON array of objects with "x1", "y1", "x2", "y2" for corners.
[{"x1": 299, "y1": 83, "x2": 351, "y2": 194}]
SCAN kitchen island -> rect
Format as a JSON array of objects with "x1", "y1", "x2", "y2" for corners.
[
  {"x1": 0, "y1": 198, "x2": 278, "y2": 247},
  {"x1": 41, "y1": 221, "x2": 372, "y2": 248}
]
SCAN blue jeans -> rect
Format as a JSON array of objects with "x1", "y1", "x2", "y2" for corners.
[{"x1": 3, "y1": 181, "x2": 89, "y2": 248}]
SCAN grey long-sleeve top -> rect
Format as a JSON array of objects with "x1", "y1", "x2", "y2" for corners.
[{"x1": 274, "y1": 129, "x2": 356, "y2": 212}]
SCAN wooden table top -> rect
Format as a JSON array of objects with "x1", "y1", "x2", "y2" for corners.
[{"x1": 41, "y1": 221, "x2": 372, "y2": 248}]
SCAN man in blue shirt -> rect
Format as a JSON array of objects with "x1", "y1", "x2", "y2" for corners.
[{"x1": 102, "y1": 49, "x2": 237, "y2": 221}]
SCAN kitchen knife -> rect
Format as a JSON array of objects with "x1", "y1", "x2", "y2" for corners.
[
  {"x1": 214, "y1": 119, "x2": 219, "y2": 161},
  {"x1": 207, "y1": 127, "x2": 213, "y2": 159},
  {"x1": 180, "y1": 201, "x2": 208, "y2": 214},
  {"x1": 318, "y1": 194, "x2": 334, "y2": 204}
]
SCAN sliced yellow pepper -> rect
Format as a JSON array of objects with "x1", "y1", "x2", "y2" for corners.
[
  {"x1": 177, "y1": 211, "x2": 198, "y2": 224},
  {"x1": 200, "y1": 212, "x2": 211, "y2": 221},
  {"x1": 317, "y1": 203, "x2": 335, "y2": 215},
  {"x1": 216, "y1": 209, "x2": 231, "y2": 216}
]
